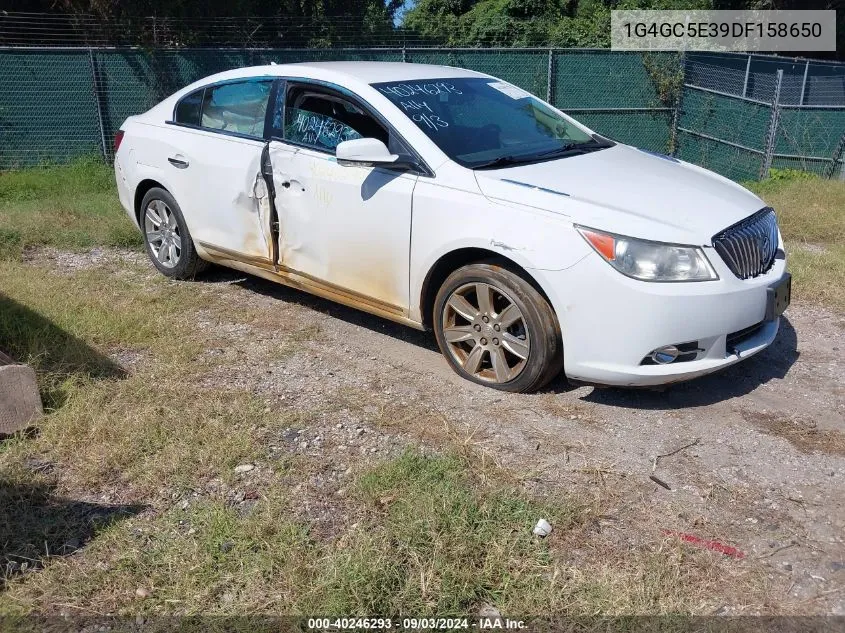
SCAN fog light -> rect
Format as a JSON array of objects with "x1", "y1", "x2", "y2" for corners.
[{"x1": 650, "y1": 345, "x2": 680, "y2": 364}]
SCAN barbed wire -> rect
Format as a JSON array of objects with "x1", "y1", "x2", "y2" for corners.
[
  {"x1": 0, "y1": 11, "x2": 844, "y2": 60},
  {"x1": 0, "y1": 12, "x2": 842, "y2": 180}
]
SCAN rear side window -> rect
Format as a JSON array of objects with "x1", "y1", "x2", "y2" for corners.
[
  {"x1": 174, "y1": 88, "x2": 203, "y2": 126},
  {"x1": 200, "y1": 80, "x2": 272, "y2": 137}
]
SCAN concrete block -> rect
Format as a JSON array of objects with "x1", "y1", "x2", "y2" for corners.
[{"x1": 0, "y1": 364, "x2": 43, "y2": 434}]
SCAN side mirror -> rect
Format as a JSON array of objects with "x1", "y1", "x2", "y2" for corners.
[{"x1": 336, "y1": 138, "x2": 398, "y2": 165}]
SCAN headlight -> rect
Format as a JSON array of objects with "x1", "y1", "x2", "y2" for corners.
[{"x1": 576, "y1": 226, "x2": 718, "y2": 282}]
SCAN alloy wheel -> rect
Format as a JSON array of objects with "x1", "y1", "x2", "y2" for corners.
[
  {"x1": 441, "y1": 282, "x2": 530, "y2": 384},
  {"x1": 144, "y1": 199, "x2": 181, "y2": 268}
]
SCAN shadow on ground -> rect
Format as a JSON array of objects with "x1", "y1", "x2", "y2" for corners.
[
  {"x1": 0, "y1": 478, "x2": 144, "y2": 588},
  {"x1": 197, "y1": 267, "x2": 800, "y2": 406},
  {"x1": 201, "y1": 267, "x2": 439, "y2": 352},
  {"x1": 0, "y1": 294, "x2": 127, "y2": 410}
]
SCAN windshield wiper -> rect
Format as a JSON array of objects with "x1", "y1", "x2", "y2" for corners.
[
  {"x1": 471, "y1": 154, "x2": 539, "y2": 170},
  {"x1": 472, "y1": 137, "x2": 614, "y2": 170},
  {"x1": 531, "y1": 138, "x2": 614, "y2": 159}
]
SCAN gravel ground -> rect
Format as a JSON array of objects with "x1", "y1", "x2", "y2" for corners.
[{"x1": 25, "y1": 247, "x2": 845, "y2": 614}]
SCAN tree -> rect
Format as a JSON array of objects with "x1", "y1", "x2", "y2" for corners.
[
  {"x1": 401, "y1": 0, "x2": 843, "y2": 59},
  {"x1": 2, "y1": 0, "x2": 404, "y2": 46}
]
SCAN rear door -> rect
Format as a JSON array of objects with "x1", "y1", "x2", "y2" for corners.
[
  {"x1": 165, "y1": 78, "x2": 276, "y2": 264},
  {"x1": 267, "y1": 81, "x2": 419, "y2": 313}
]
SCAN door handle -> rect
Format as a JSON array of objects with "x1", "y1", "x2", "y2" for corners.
[
  {"x1": 281, "y1": 181, "x2": 291, "y2": 188},
  {"x1": 168, "y1": 157, "x2": 189, "y2": 169}
]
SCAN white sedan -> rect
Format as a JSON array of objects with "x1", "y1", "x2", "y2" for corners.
[{"x1": 114, "y1": 61, "x2": 790, "y2": 392}]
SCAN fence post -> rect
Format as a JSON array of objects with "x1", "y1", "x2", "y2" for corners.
[
  {"x1": 546, "y1": 48, "x2": 554, "y2": 104},
  {"x1": 670, "y1": 52, "x2": 686, "y2": 157},
  {"x1": 742, "y1": 54, "x2": 751, "y2": 98},
  {"x1": 87, "y1": 47, "x2": 109, "y2": 162},
  {"x1": 760, "y1": 68, "x2": 783, "y2": 180},
  {"x1": 799, "y1": 59, "x2": 809, "y2": 105},
  {"x1": 402, "y1": 45, "x2": 407, "y2": 63},
  {"x1": 826, "y1": 131, "x2": 845, "y2": 180}
]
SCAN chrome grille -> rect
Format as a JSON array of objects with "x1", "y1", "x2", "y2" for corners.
[{"x1": 712, "y1": 207, "x2": 779, "y2": 280}]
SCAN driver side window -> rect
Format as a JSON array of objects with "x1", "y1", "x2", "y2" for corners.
[
  {"x1": 285, "y1": 106, "x2": 363, "y2": 151},
  {"x1": 279, "y1": 85, "x2": 390, "y2": 153}
]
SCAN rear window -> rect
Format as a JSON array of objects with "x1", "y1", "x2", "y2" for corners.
[{"x1": 174, "y1": 88, "x2": 203, "y2": 126}]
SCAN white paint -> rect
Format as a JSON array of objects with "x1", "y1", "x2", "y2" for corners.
[{"x1": 269, "y1": 142, "x2": 416, "y2": 309}]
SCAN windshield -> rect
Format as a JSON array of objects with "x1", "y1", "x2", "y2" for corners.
[{"x1": 371, "y1": 77, "x2": 610, "y2": 169}]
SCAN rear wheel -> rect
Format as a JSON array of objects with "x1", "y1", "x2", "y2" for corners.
[
  {"x1": 140, "y1": 187, "x2": 208, "y2": 279},
  {"x1": 433, "y1": 262, "x2": 562, "y2": 393}
]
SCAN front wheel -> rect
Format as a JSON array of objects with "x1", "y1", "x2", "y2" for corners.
[{"x1": 433, "y1": 262, "x2": 563, "y2": 393}]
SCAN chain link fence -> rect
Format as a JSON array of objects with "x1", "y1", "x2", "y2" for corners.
[
  {"x1": 0, "y1": 47, "x2": 679, "y2": 169},
  {"x1": 1, "y1": 42, "x2": 843, "y2": 182},
  {"x1": 679, "y1": 52, "x2": 845, "y2": 181}
]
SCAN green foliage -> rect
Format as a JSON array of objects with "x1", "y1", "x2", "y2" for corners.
[
  {"x1": 7, "y1": 0, "x2": 401, "y2": 47},
  {"x1": 0, "y1": 158, "x2": 142, "y2": 259},
  {"x1": 0, "y1": 155, "x2": 113, "y2": 203},
  {"x1": 0, "y1": 227, "x2": 23, "y2": 260},
  {"x1": 641, "y1": 52, "x2": 684, "y2": 109},
  {"x1": 7, "y1": 0, "x2": 845, "y2": 56},
  {"x1": 549, "y1": 0, "x2": 612, "y2": 48},
  {"x1": 404, "y1": 0, "x2": 714, "y2": 48},
  {"x1": 745, "y1": 167, "x2": 821, "y2": 197},
  {"x1": 761, "y1": 167, "x2": 820, "y2": 184},
  {"x1": 459, "y1": 0, "x2": 563, "y2": 47}
]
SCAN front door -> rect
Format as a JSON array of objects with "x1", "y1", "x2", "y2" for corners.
[{"x1": 268, "y1": 82, "x2": 417, "y2": 313}]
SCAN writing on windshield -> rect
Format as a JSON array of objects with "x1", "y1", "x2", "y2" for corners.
[
  {"x1": 376, "y1": 82, "x2": 464, "y2": 133},
  {"x1": 372, "y1": 77, "x2": 601, "y2": 168}
]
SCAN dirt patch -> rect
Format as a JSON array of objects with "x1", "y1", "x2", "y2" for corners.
[
  {"x1": 11, "y1": 247, "x2": 845, "y2": 614},
  {"x1": 21, "y1": 246, "x2": 146, "y2": 272},
  {"x1": 793, "y1": 243, "x2": 829, "y2": 255},
  {"x1": 742, "y1": 410, "x2": 845, "y2": 456},
  {"x1": 107, "y1": 348, "x2": 150, "y2": 374}
]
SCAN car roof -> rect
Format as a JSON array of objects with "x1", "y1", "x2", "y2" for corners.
[
  {"x1": 188, "y1": 61, "x2": 488, "y2": 87},
  {"x1": 151, "y1": 61, "x2": 494, "y2": 121},
  {"x1": 282, "y1": 61, "x2": 486, "y2": 82}
]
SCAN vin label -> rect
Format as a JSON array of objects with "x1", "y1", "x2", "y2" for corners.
[{"x1": 611, "y1": 10, "x2": 836, "y2": 52}]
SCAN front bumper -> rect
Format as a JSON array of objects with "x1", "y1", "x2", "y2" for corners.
[{"x1": 536, "y1": 247, "x2": 787, "y2": 387}]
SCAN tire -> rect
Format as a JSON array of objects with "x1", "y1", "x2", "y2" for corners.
[
  {"x1": 433, "y1": 262, "x2": 563, "y2": 393},
  {"x1": 139, "y1": 187, "x2": 208, "y2": 279}
]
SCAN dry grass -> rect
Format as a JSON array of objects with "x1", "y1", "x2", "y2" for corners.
[
  {"x1": 0, "y1": 160, "x2": 797, "y2": 617},
  {"x1": 0, "y1": 254, "x2": 767, "y2": 616},
  {"x1": 749, "y1": 176, "x2": 845, "y2": 312},
  {"x1": 781, "y1": 244, "x2": 845, "y2": 313}
]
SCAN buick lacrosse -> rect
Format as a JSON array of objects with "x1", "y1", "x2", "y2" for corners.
[{"x1": 115, "y1": 61, "x2": 790, "y2": 392}]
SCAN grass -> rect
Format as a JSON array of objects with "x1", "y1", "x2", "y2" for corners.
[
  {"x1": 0, "y1": 157, "x2": 141, "y2": 259},
  {"x1": 748, "y1": 172, "x2": 845, "y2": 311},
  {"x1": 0, "y1": 159, "x2": 830, "y2": 618},
  {"x1": 0, "y1": 262, "x2": 756, "y2": 619},
  {"x1": 1, "y1": 441, "x2": 746, "y2": 618}
]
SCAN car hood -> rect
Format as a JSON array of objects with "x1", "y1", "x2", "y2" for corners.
[{"x1": 473, "y1": 144, "x2": 766, "y2": 245}]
